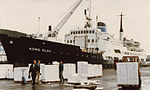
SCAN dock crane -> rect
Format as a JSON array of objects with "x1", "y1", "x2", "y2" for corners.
[{"x1": 47, "y1": 0, "x2": 83, "y2": 39}]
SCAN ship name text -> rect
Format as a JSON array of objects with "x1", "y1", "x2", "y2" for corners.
[{"x1": 29, "y1": 47, "x2": 52, "y2": 53}]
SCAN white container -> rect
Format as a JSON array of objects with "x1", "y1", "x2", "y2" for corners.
[
  {"x1": 42, "y1": 65, "x2": 59, "y2": 82},
  {"x1": 88, "y1": 64, "x2": 102, "y2": 77},
  {"x1": 68, "y1": 74, "x2": 80, "y2": 83},
  {"x1": 39, "y1": 64, "x2": 45, "y2": 80},
  {"x1": 0, "y1": 64, "x2": 13, "y2": 79},
  {"x1": 88, "y1": 64, "x2": 94, "y2": 77},
  {"x1": 68, "y1": 73, "x2": 87, "y2": 84},
  {"x1": 117, "y1": 62, "x2": 139, "y2": 85},
  {"x1": 64, "y1": 63, "x2": 76, "y2": 79},
  {"x1": 14, "y1": 67, "x2": 31, "y2": 81},
  {"x1": 6, "y1": 69, "x2": 14, "y2": 79},
  {"x1": 77, "y1": 61, "x2": 88, "y2": 76}
]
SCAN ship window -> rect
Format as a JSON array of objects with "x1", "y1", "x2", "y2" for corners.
[
  {"x1": 71, "y1": 32, "x2": 73, "y2": 35},
  {"x1": 125, "y1": 52, "x2": 129, "y2": 55},
  {"x1": 89, "y1": 30, "x2": 91, "y2": 34},
  {"x1": 88, "y1": 39, "x2": 90, "y2": 43},
  {"x1": 70, "y1": 40, "x2": 72, "y2": 43},
  {"x1": 95, "y1": 48, "x2": 99, "y2": 51},
  {"x1": 114, "y1": 49, "x2": 121, "y2": 53},
  {"x1": 67, "y1": 40, "x2": 69, "y2": 43},
  {"x1": 84, "y1": 30, "x2": 86, "y2": 34},
  {"x1": 73, "y1": 40, "x2": 75, "y2": 43},
  {"x1": 92, "y1": 39, "x2": 94, "y2": 43},
  {"x1": 48, "y1": 34, "x2": 51, "y2": 37},
  {"x1": 78, "y1": 31, "x2": 80, "y2": 34},
  {"x1": 86, "y1": 30, "x2": 88, "y2": 34},
  {"x1": 92, "y1": 30, "x2": 95, "y2": 34},
  {"x1": 76, "y1": 31, "x2": 78, "y2": 34},
  {"x1": 81, "y1": 31, "x2": 83, "y2": 34},
  {"x1": 73, "y1": 31, "x2": 75, "y2": 34},
  {"x1": 114, "y1": 57, "x2": 119, "y2": 60}
]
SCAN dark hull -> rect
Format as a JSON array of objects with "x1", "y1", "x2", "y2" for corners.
[{"x1": 0, "y1": 34, "x2": 103, "y2": 66}]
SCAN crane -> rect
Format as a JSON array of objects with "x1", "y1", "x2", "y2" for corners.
[{"x1": 48, "y1": 0, "x2": 83, "y2": 39}]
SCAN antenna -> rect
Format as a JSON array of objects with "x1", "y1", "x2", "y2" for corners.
[
  {"x1": 96, "y1": 15, "x2": 98, "y2": 23},
  {"x1": 88, "y1": 0, "x2": 91, "y2": 18},
  {"x1": 37, "y1": 17, "x2": 40, "y2": 36}
]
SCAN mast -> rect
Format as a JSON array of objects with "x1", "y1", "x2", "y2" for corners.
[
  {"x1": 120, "y1": 13, "x2": 123, "y2": 32},
  {"x1": 37, "y1": 17, "x2": 40, "y2": 37},
  {"x1": 119, "y1": 12, "x2": 124, "y2": 42},
  {"x1": 84, "y1": 0, "x2": 92, "y2": 28}
]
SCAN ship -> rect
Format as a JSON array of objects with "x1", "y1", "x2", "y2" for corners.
[
  {"x1": 64, "y1": 12, "x2": 147, "y2": 68},
  {"x1": 0, "y1": 0, "x2": 147, "y2": 67},
  {"x1": 0, "y1": 0, "x2": 104, "y2": 67}
]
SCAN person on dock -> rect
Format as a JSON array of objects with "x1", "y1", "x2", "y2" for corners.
[
  {"x1": 28, "y1": 60, "x2": 39, "y2": 87},
  {"x1": 37, "y1": 60, "x2": 41, "y2": 84},
  {"x1": 59, "y1": 60, "x2": 64, "y2": 83}
]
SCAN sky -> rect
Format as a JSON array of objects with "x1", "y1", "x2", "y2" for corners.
[{"x1": 0, "y1": 0, "x2": 150, "y2": 54}]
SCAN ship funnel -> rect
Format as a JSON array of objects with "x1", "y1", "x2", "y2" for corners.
[
  {"x1": 48, "y1": 25, "x2": 52, "y2": 31},
  {"x1": 97, "y1": 22, "x2": 106, "y2": 32}
]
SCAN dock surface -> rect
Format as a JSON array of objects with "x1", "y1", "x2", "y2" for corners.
[{"x1": 0, "y1": 67, "x2": 150, "y2": 90}]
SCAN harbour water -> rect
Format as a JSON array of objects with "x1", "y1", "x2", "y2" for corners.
[{"x1": 0, "y1": 67, "x2": 150, "y2": 90}]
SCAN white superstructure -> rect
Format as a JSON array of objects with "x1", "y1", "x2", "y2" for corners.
[{"x1": 64, "y1": 13, "x2": 147, "y2": 65}]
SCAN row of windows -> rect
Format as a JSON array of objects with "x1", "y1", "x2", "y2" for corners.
[
  {"x1": 124, "y1": 52, "x2": 143, "y2": 56},
  {"x1": 66, "y1": 39, "x2": 97, "y2": 43},
  {"x1": 88, "y1": 39, "x2": 97, "y2": 43},
  {"x1": 71, "y1": 30, "x2": 95, "y2": 35},
  {"x1": 114, "y1": 50, "x2": 143, "y2": 56},
  {"x1": 0, "y1": 56, "x2": 7, "y2": 61},
  {"x1": 84, "y1": 48, "x2": 99, "y2": 51}
]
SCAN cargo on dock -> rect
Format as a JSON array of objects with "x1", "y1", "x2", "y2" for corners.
[
  {"x1": 0, "y1": 64, "x2": 13, "y2": 79},
  {"x1": 14, "y1": 67, "x2": 31, "y2": 82},
  {"x1": 41, "y1": 65, "x2": 59, "y2": 82}
]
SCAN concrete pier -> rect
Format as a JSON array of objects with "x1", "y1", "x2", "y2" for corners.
[{"x1": 0, "y1": 67, "x2": 150, "y2": 90}]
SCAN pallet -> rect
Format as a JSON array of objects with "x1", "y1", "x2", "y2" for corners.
[
  {"x1": 14, "y1": 80, "x2": 32, "y2": 84},
  {"x1": 118, "y1": 84, "x2": 139, "y2": 88},
  {"x1": 74, "y1": 85, "x2": 97, "y2": 90},
  {"x1": 0, "y1": 78, "x2": 14, "y2": 80},
  {"x1": 67, "y1": 82, "x2": 81, "y2": 85},
  {"x1": 41, "y1": 81, "x2": 61, "y2": 84},
  {"x1": 0, "y1": 78, "x2": 7, "y2": 80},
  {"x1": 88, "y1": 76, "x2": 101, "y2": 79}
]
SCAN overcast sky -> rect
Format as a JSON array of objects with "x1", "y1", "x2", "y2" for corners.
[{"x1": 0, "y1": 0, "x2": 150, "y2": 54}]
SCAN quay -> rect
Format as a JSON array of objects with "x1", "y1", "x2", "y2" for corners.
[{"x1": 0, "y1": 67, "x2": 150, "y2": 90}]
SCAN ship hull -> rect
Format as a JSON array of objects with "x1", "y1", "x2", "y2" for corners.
[{"x1": 0, "y1": 34, "x2": 103, "y2": 66}]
